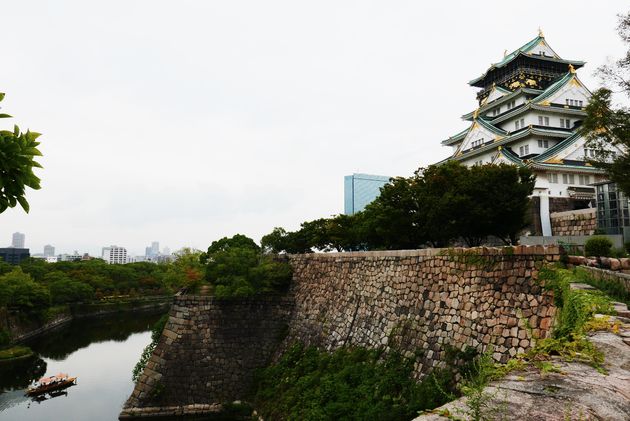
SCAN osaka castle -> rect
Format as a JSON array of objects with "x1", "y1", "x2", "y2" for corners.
[{"x1": 440, "y1": 30, "x2": 619, "y2": 236}]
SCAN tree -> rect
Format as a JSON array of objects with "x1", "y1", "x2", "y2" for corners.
[
  {"x1": 0, "y1": 93, "x2": 43, "y2": 213},
  {"x1": 0, "y1": 267, "x2": 50, "y2": 310},
  {"x1": 580, "y1": 11, "x2": 630, "y2": 195},
  {"x1": 202, "y1": 234, "x2": 292, "y2": 298}
]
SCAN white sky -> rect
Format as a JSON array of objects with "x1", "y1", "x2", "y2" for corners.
[{"x1": 1, "y1": 1, "x2": 627, "y2": 256}]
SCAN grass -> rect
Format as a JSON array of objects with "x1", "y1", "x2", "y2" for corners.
[
  {"x1": 0, "y1": 345, "x2": 33, "y2": 361},
  {"x1": 573, "y1": 266, "x2": 630, "y2": 306}
]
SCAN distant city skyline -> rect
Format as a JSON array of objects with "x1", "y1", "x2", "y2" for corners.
[{"x1": 1, "y1": 2, "x2": 627, "y2": 255}]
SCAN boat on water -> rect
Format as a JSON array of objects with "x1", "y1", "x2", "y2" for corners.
[{"x1": 26, "y1": 373, "x2": 77, "y2": 397}]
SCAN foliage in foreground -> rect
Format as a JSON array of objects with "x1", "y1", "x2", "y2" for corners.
[
  {"x1": 132, "y1": 313, "x2": 169, "y2": 383},
  {"x1": 0, "y1": 92, "x2": 42, "y2": 214},
  {"x1": 262, "y1": 162, "x2": 535, "y2": 253},
  {"x1": 201, "y1": 234, "x2": 292, "y2": 298},
  {"x1": 253, "y1": 344, "x2": 459, "y2": 421}
]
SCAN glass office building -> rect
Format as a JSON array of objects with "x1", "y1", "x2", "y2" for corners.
[
  {"x1": 344, "y1": 173, "x2": 391, "y2": 215},
  {"x1": 595, "y1": 181, "x2": 630, "y2": 235}
]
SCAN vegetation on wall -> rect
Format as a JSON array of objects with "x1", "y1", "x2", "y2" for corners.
[
  {"x1": 253, "y1": 344, "x2": 464, "y2": 421},
  {"x1": 132, "y1": 314, "x2": 168, "y2": 383},
  {"x1": 262, "y1": 162, "x2": 536, "y2": 253}
]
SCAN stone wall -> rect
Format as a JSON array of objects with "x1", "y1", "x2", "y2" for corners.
[
  {"x1": 550, "y1": 208, "x2": 596, "y2": 236},
  {"x1": 121, "y1": 246, "x2": 561, "y2": 419},
  {"x1": 576, "y1": 265, "x2": 630, "y2": 295},
  {"x1": 121, "y1": 296, "x2": 294, "y2": 419},
  {"x1": 283, "y1": 247, "x2": 558, "y2": 375}
]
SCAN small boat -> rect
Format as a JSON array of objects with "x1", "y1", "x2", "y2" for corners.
[{"x1": 26, "y1": 373, "x2": 77, "y2": 397}]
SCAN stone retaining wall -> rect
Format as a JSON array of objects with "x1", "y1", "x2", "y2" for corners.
[
  {"x1": 550, "y1": 208, "x2": 596, "y2": 236},
  {"x1": 121, "y1": 296, "x2": 294, "y2": 419},
  {"x1": 577, "y1": 265, "x2": 630, "y2": 295},
  {"x1": 283, "y1": 247, "x2": 559, "y2": 376},
  {"x1": 121, "y1": 246, "x2": 561, "y2": 419}
]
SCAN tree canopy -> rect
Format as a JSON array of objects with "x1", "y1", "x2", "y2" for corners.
[
  {"x1": 202, "y1": 234, "x2": 292, "y2": 298},
  {"x1": 263, "y1": 162, "x2": 535, "y2": 253},
  {"x1": 581, "y1": 11, "x2": 630, "y2": 195},
  {"x1": 0, "y1": 93, "x2": 42, "y2": 213}
]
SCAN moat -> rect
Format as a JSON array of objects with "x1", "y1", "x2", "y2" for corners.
[{"x1": 0, "y1": 312, "x2": 163, "y2": 421}]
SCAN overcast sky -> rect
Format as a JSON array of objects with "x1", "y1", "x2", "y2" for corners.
[{"x1": 1, "y1": 1, "x2": 627, "y2": 256}]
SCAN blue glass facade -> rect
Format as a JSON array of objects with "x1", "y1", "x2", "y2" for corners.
[{"x1": 344, "y1": 173, "x2": 391, "y2": 215}]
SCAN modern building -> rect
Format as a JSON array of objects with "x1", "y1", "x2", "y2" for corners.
[
  {"x1": 0, "y1": 248, "x2": 30, "y2": 265},
  {"x1": 101, "y1": 245, "x2": 128, "y2": 265},
  {"x1": 440, "y1": 31, "x2": 623, "y2": 235},
  {"x1": 594, "y1": 181, "x2": 630, "y2": 237},
  {"x1": 344, "y1": 173, "x2": 391, "y2": 215},
  {"x1": 43, "y1": 244, "x2": 55, "y2": 257},
  {"x1": 11, "y1": 232, "x2": 25, "y2": 248},
  {"x1": 58, "y1": 251, "x2": 83, "y2": 262}
]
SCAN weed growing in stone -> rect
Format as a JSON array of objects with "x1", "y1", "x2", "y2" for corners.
[{"x1": 132, "y1": 313, "x2": 169, "y2": 383}]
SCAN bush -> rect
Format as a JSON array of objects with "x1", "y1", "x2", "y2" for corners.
[
  {"x1": 584, "y1": 236, "x2": 613, "y2": 257},
  {"x1": 610, "y1": 247, "x2": 628, "y2": 258},
  {"x1": 625, "y1": 242, "x2": 630, "y2": 254},
  {"x1": 203, "y1": 235, "x2": 292, "y2": 299},
  {"x1": 253, "y1": 344, "x2": 456, "y2": 421}
]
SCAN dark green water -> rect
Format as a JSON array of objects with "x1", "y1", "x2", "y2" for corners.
[{"x1": 0, "y1": 312, "x2": 163, "y2": 421}]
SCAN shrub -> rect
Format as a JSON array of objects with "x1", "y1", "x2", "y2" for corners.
[
  {"x1": 203, "y1": 235, "x2": 292, "y2": 299},
  {"x1": 253, "y1": 344, "x2": 457, "y2": 421},
  {"x1": 625, "y1": 242, "x2": 630, "y2": 254},
  {"x1": 610, "y1": 247, "x2": 628, "y2": 258},
  {"x1": 584, "y1": 236, "x2": 613, "y2": 257}
]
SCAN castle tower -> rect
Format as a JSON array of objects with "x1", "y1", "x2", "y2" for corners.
[{"x1": 440, "y1": 31, "x2": 622, "y2": 235}]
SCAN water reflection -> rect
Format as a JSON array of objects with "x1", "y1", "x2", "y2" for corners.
[{"x1": 0, "y1": 311, "x2": 163, "y2": 421}]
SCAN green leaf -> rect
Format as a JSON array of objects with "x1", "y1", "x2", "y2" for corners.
[
  {"x1": 16, "y1": 196, "x2": 30, "y2": 213},
  {"x1": 0, "y1": 114, "x2": 12, "y2": 119}
]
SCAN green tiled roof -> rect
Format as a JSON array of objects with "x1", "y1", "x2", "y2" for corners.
[
  {"x1": 533, "y1": 131, "x2": 580, "y2": 161},
  {"x1": 469, "y1": 36, "x2": 585, "y2": 86},
  {"x1": 499, "y1": 147, "x2": 526, "y2": 166},
  {"x1": 442, "y1": 118, "x2": 506, "y2": 146}
]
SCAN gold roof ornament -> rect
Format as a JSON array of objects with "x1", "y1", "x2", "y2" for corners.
[
  {"x1": 473, "y1": 108, "x2": 479, "y2": 119},
  {"x1": 498, "y1": 145, "x2": 503, "y2": 151},
  {"x1": 538, "y1": 27, "x2": 544, "y2": 37},
  {"x1": 568, "y1": 64, "x2": 576, "y2": 74}
]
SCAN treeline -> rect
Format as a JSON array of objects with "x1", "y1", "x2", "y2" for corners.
[
  {"x1": 262, "y1": 162, "x2": 536, "y2": 253},
  {"x1": 0, "y1": 249, "x2": 203, "y2": 312}
]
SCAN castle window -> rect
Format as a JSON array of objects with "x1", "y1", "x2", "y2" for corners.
[
  {"x1": 560, "y1": 118, "x2": 571, "y2": 128},
  {"x1": 548, "y1": 173, "x2": 558, "y2": 183},
  {"x1": 519, "y1": 145, "x2": 529, "y2": 156},
  {"x1": 507, "y1": 100, "x2": 516, "y2": 110},
  {"x1": 538, "y1": 139, "x2": 549, "y2": 148},
  {"x1": 538, "y1": 116, "x2": 549, "y2": 126}
]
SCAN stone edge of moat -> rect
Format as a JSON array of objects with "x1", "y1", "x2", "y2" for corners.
[{"x1": 4, "y1": 297, "x2": 173, "y2": 345}]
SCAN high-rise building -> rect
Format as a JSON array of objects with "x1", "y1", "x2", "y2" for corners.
[
  {"x1": 43, "y1": 244, "x2": 55, "y2": 257},
  {"x1": 439, "y1": 31, "x2": 622, "y2": 235},
  {"x1": 344, "y1": 173, "x2": 391, "y2": 215},
  {"x1": 102, "y1": 245, "x2": 128, "y2": 265},
  {"x1": 151, "y1": 241, "x2": 159, "y2": 256},
  {"x1": 0, "y1": 247, "x2": 30, "y2": 264},
  {"x1": 11, "y1": 232, "x2": 25, "y2": 248}
]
